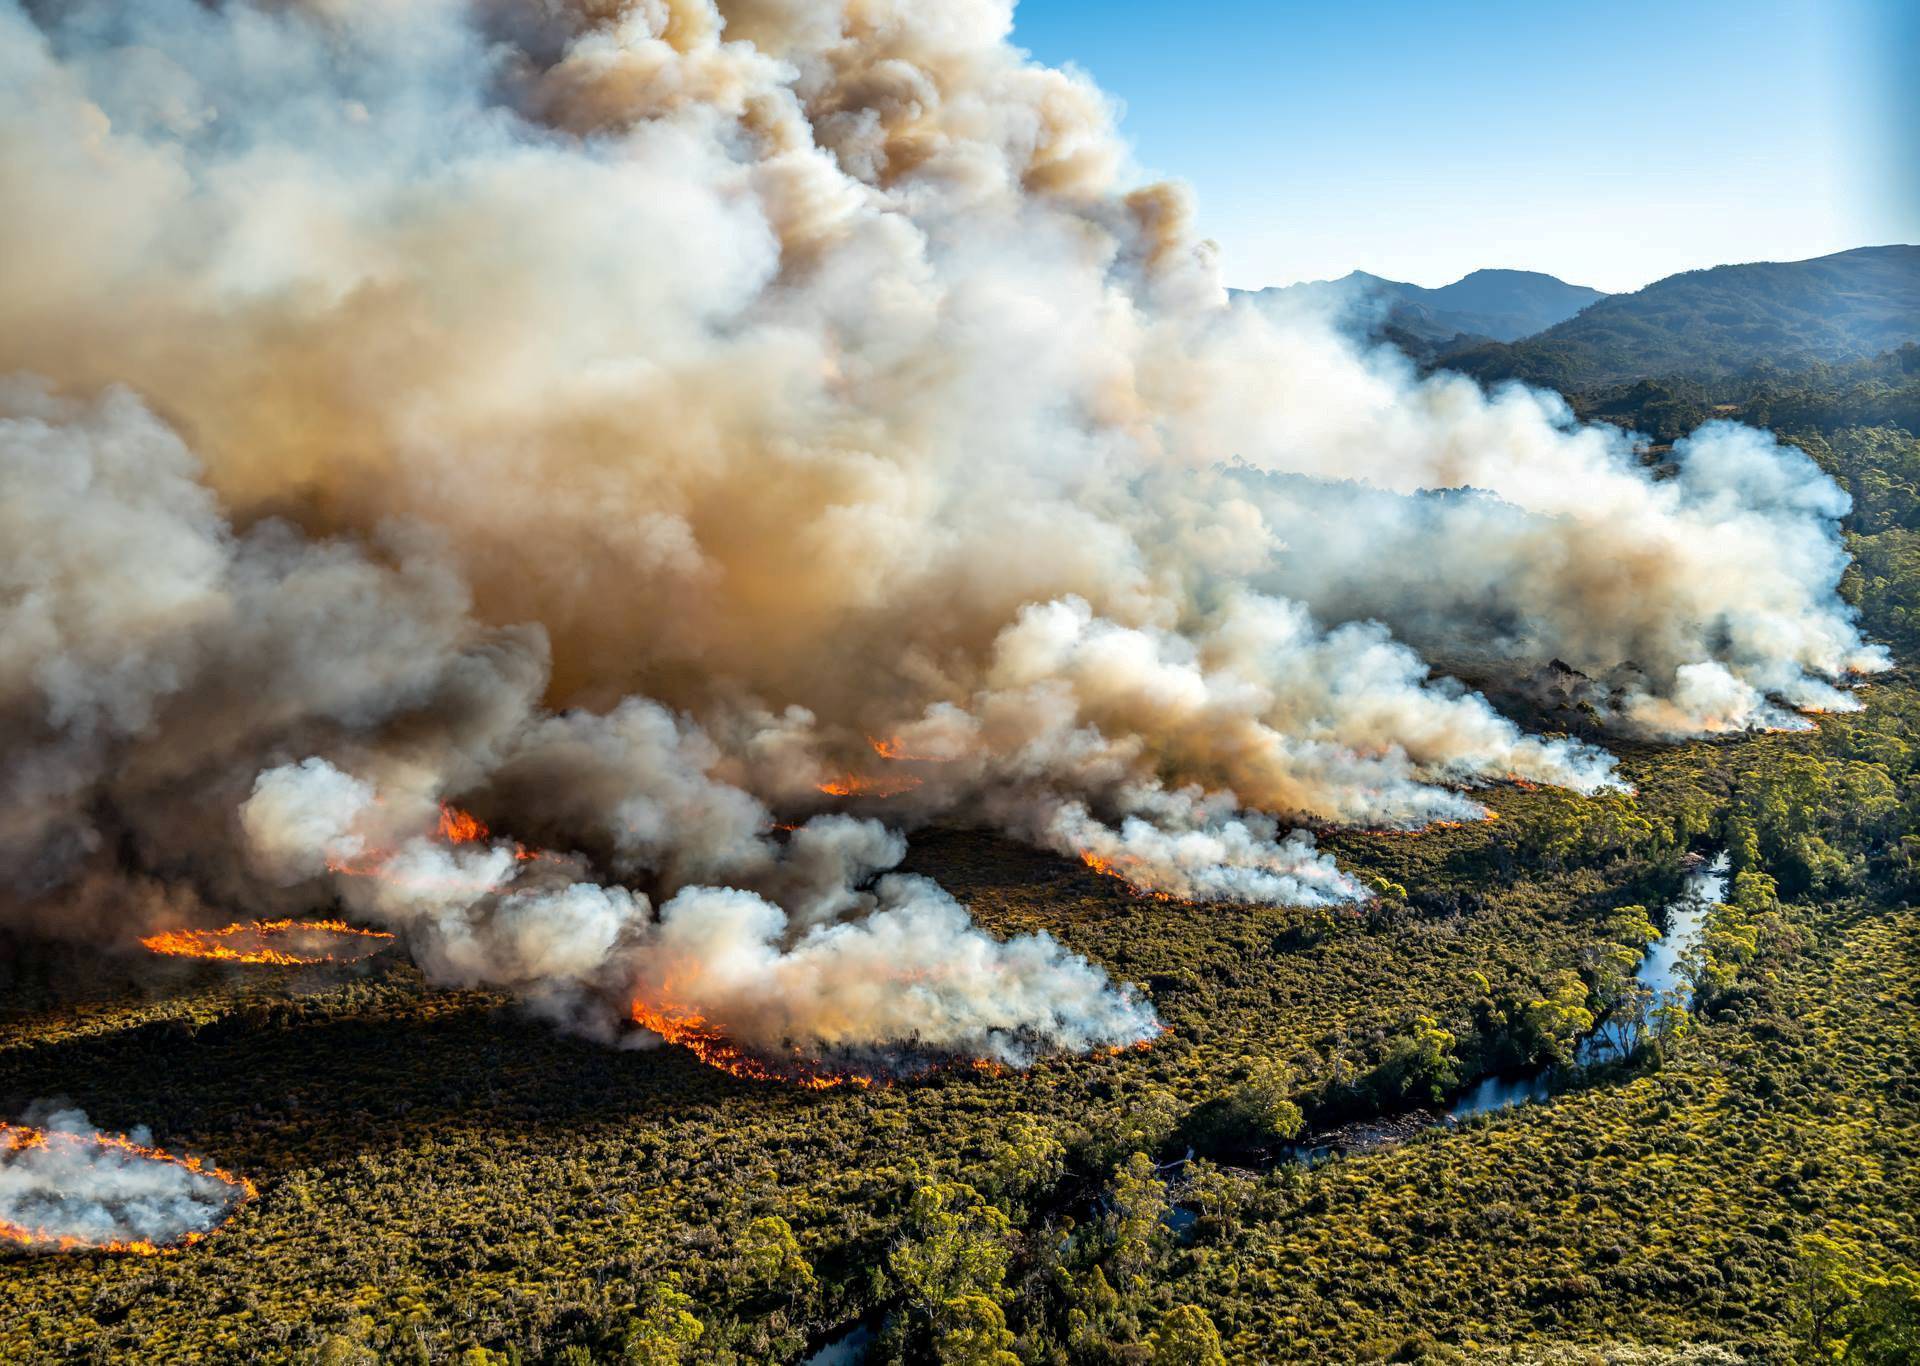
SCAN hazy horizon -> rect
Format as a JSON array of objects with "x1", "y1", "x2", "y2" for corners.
[{"x1": 1251, "y1": 240, "x2": 1919, "y2": 297}]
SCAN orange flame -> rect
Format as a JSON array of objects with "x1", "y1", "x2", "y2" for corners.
[
  {"x1": 0, "y1": 1123, "x2": 257, "y2": 1255},
  {"x1": 1079, "y1": 851, "x2": 1181, "y2": 903},
  {"x1": 1345, "y1": 812, "x2": 1497, "y2": 838},
  {"x1": 632, "y1": 998, "x2": 1164, "y2": 1089},
  {"x1": 815, "y1": 773, "x2": 922, "y2": 798},
  {"x1": 437, "y1": 804, "x2": 488, "y2": 843},
  {"x1": 439, "y1": 803, "x2": 541, "y2": 860},
  {"x1": 328, "y1": 803, "x2": 545, "y2": 887},
  {"x1": 1094, "y1": 1033, "x2": 1166, "y2": 1058},
  {"x1": 630, "y1": 999, "x2": 874, "y2": 1090},
  {"x1": 867, "y1": 735, "x2": 954, "y2": 762},
  {"x1": 140, "y1": 918, "x2": 394, "y2": 966}
]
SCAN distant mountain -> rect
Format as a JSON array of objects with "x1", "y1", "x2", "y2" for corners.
[
  {"x1": 1236, "y1": 268, "x2": 1608, "y2": 346},
  {"x1": 1445, "y1": 245, "x2": 1920, "y2": 390}
]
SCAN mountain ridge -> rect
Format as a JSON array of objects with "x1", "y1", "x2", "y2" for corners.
[
  {"x1": 1441, "y1": 244, "x2": 1920, "y2": 388},
  {"x1": 1235, "y1": 266, "x2": 1608, "y2": 345}
]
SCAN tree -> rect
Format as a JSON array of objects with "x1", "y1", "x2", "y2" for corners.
[
  {"x1": 1792, "y1": 1235, "x2": 1920, "y2": 1364},
  {"x1": 1594, "y1": 978, "x2": 1654, "y2": 1061},
  {"x1": 888, "y1": 1177, "x2": 1014, "y2": 1318},
  {"x1": 1105, "y1": 1151, "x2": 1170, "y2": 1282},
  {"x1": 1519, "y1": 972, "x2": 1593, "y2": 1064},
  {"x1": 1147, "y1": 1304, "x2": 1227, "y2": 1366},
  {"x1": 1182, "y1": 1055, "x2": 1305, "y2": 1154},
  {"x1": 1649, "y1": 988, "x2": 1694, "y2": 1049},
  {"x1": 621, "y1": 1278, "x2": 703, "y2": 1366},
  {"x1": 980, "y1": 1116, "x2": 1065, "y2": 1216},
  {"x1": 740, "y1": 1215, "x2": 817, "y2": 1296},
  {"x1": 934, "y1": 1294, "x2": 1019, "y2": 1366},
  {"x1": 1847, "y1": 1267, "x2": 1920, "y2": 1364},
  {"x1": 1380, "y1": 1015, "x2": 1460, "y2": 1103}
]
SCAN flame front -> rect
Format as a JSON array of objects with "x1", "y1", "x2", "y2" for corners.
[
  {"x1": 1356, "y1": 819, "x2": 1467, "y2": 838},
  {"x1": 1079, "y1": 851, "x2": 1181, "y2": 903},
  {"x1": 815, "y1": 773, "x2": 922, "y2": 798},
  {"x1": 140, "y1": 918, "x2": 394, "y2": 966},
  {"x1": 0, "y1": 1123, "x2": 256, "y2": 1255},
  {"x1": 630, "y1": 999, "x2": 874, "y2": 1090}
]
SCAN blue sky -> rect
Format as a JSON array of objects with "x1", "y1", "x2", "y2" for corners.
[{"x1": 1011, "y1": 0, "x2": 1917, "y2": 293}]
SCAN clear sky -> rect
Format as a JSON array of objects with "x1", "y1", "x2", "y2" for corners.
[{"x1": 1010, "y1": 0, "x2": 1918, "y2": 293}]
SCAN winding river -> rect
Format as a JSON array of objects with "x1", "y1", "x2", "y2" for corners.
[{"x1": 1447, "y1": 851, "x2": 1725, "y2": 1120}]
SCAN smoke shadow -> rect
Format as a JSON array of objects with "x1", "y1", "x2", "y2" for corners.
[{"x1": 0, "y1": 966, "x2": 894, "y2": 1185}]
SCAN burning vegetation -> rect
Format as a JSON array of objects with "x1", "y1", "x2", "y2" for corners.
[
  {"x1": 0, "y1": 1118, "x2": 256, "y2": 1255},
  {"x1": 630, "y1": 999, "x2": 876, "y2": 1090},
  {"x1": 139, "y1": 919, "x2": 393, "y2": 966},
  {"x1": 1079, "y1": 852, "x2": 1183, "y2": 903},
  {"x1": 437, "y1": 805, "x2": 488, "y2": 844},
  {"x1": 435, "y1": 804, "x2": 539, "y2": 861},
  {"x1": 814, "y1": 773, "x2": 924, "y2": 799},
  {"x1": 867, "y1": 736, "x2": 952, "y2": 762},
  {"x1": 631, "y1": 996, "x2": 1164, "y2": 1090},
  {"x1": 138, "y1": 804, "x2": 518, "y2": 969}
]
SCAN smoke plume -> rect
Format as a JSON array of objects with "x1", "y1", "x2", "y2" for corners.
[
  {"x1": 1, "y1": 1105, "x2": 254, "y2": 1252},
  {"x1": 0, "y1": 0, "x2": 1883, "y2": 1063}
]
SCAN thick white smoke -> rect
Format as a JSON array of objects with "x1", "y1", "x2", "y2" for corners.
[
  {"x1": 0, "y1": 0, "x2": 1883, "y2": 1062},
  {"x1": 239, "y1": 756, "x2": 1158, "y2": 1060},
  {"x1": 0, "y1": 1106, "x2": 252, "y2": 1251}
]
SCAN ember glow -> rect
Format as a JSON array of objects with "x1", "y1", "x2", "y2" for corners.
[
  {"x1": 0, "y1": 1119, "x2": 256, "y2": 1255},
  {"x1": 139, "y1": 919, "x2": 394, "y2": 967},
  {"x1": 630, "y1": 999, "x2": 874, "y2": 1091},
  {"x1": 815, "y1": 773, "x2": 924, "y2": 799}
]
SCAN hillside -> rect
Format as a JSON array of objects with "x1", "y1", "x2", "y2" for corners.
[
  {"x1": 1237, "y1": 268, "x2": 1607, "y2": 345},
  {"x1": 1447, "y1": 245, "x2": 1920, "y2": 389}
]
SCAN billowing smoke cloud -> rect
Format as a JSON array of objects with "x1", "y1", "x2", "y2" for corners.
[
  {"x1": 0, "y1": 0, "x2": 1883, "y2": 1061},
  {"x1": 238, "y1": 755, "x2": 1158, "y2": 1059},
  {"x1": 1208, "y1": 390, "x2": 1881, "y2": 734},
  {"x1": 1, "y1": 1105, "x2": 253, "y2": 1252}
]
